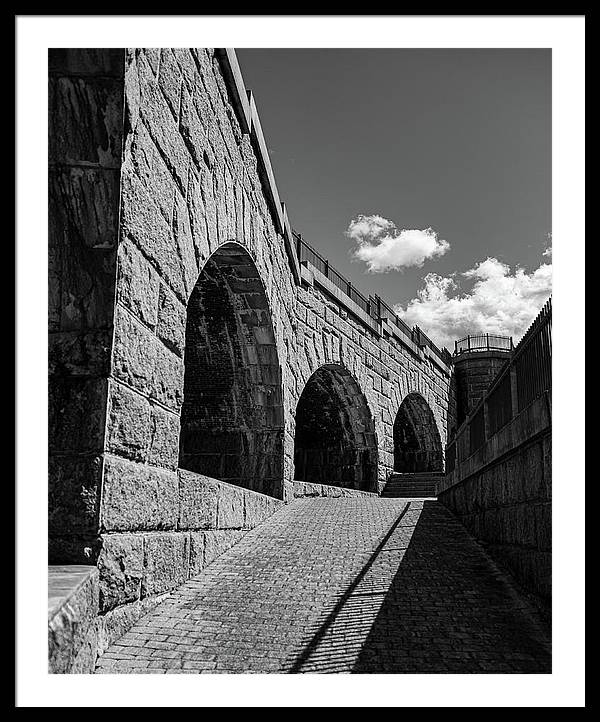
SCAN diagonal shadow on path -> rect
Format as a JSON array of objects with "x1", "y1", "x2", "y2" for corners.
[{"x1": 290, "y1": 501, "x2": 551, "y2": 674}]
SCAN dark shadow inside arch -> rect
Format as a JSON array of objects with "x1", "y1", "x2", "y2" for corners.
[
  {"x1": 393, "y1": 393, "x2": 443, "y2": 473},
  {"x1": 293, "y1": 365, "x2": 378, "y2": 491},
  {"x1": 179, "y1": 242, "x2": 284, "y2": 498}
]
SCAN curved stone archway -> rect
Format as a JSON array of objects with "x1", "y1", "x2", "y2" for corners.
[
  {"x1": 293, "y1": 364, "x2": 378, "y2": 491},
  {"x1": 393, "y1": 392, "x2": 443, "y2": 473},
  {"x1": 179, "y1": 242, "x2": 285, "y2": 498}
]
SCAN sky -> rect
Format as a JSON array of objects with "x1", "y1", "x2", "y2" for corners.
[{"x1": 236, "y1": 49, "x2": 552, "y2": 350}]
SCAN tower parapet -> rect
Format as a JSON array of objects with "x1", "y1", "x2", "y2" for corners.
[{"x1": 452, "y1": 334, "x2": 513, "y2": 426}]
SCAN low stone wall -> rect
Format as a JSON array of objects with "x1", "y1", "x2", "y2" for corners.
[
  {"x1": 48, "y1": 566, "x2": 100, "y2": 674},
  {"x1": 438, "y1": 392, "x2": 551, "y2": 603},
  {"x1": 98, "y1": 470, "x2": 284, "y2": 613},
  {"x1": 286, "y1": 480, "x2": 378, "y2": 500},
  {"x1": 51, "y1": 472, "x2": 285, "y2": 672}
]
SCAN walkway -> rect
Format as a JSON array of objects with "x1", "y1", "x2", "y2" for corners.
[{"x1": 96, "y1": 499, "x2": 551, "y2": 673}]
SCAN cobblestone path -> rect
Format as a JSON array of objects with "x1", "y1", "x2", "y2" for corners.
[{"x1": 96, "y1": 499, "x2": 551, "y2": 674}]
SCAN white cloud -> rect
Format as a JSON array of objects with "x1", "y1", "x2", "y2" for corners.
[
  {"x1": 395, "y1": 255, "x2": 552, "y2": 350},
  {"x1": 347, "y1": 214, "x2": 450, "y2": 272}
]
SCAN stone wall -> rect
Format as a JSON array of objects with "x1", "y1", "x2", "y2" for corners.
[
  {"x1": 439, "y1": 392, "x2": 551, "y2": 603},
  {"x1": 294, "y1": 275, "x2": 453, "y2": 492},
  {"x1": 286, "y1": 481, "x2": 378, "y2": 499},
  {"x1": 48, "y1": 48, "x2": 456, "y2": 630},
  {"x1": 48, "y1": 49, "x2": 125, "y2": 564}
]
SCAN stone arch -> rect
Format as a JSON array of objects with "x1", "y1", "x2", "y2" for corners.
[
  {"x1": 179, "y1": 242, "x2": 285, "y2": 498},
  {"x1": 393, "y1": 392, "x2": 443, "y2": 473},
  {"x1": 293, "y1": 364, "x2": 378, "y2": 491}
]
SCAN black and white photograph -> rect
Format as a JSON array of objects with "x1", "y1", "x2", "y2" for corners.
[{"x1": 15, "y1": 13, "x2": 585, "y2": 708}]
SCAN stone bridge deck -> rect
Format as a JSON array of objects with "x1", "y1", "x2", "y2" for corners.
[{"x1": 96, "y1": 499, "x2": 551, "y2": 674}]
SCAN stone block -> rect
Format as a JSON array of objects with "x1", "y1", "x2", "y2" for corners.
[
  {"x1": 105, "y1": 381, "x2": 151, "y2": 461},
  {"x1": 97, "y1": 533, "x2": 144, "y2": 612},
  {"x1": 112, "y1": 304, "x2": 158, "y2": 396},
  {"x1": 151, "y1": 341, "x2": 184, "y2": 411},
  {"x1": 117, "y1": 238, "x2": 161, "y2": 328},
  {"x1": 178, "y1": 470, "x2": 219, "y2": 530},
  {"x1": 49, "y1": 377, "x2": 108, "y2": 454},
  {"x1": 179, "y1": 83, "x2": 209, "y2": 171},
  {"x1": 216, "y1": 482, "x2": 245, "y2": 529},
  {"x1": 156, "y1": 284, "x2": 186, "y2": 357},
  {"x1": 128, "y1": 121, "x2": 176, "y2": 225},
  {"x1": 142, "y1": 532, "x2": 189, "y2": 597},
  {"x1": 48, "y1": 75, "x2": 123, "y2": 167},
  {"x1": 49, "y1": 454, "x2": 102, "y2": 536},
  {"x1": 101, "y1": 455, "x2": 179, "y2": 532},
  {"x1": 49, "y1": 329, "x2": 112, "y2": 378},
  {"x1": 243, "y1": 490, "x2": 284, "y2": 528},
  {"x1": 147, "y1": 404, "x2": 180, "y2": 470}
]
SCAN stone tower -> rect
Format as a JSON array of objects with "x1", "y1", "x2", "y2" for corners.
[{"x1": 451, "y1": 335, "x2": 513, "y2": 427}]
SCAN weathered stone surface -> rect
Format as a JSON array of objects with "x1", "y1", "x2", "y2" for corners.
[
  {"x1": 48, "y1": 455, "x2": 102, "y2": 536},
  {"x1": 117, "y1": 238, "x2": 161, "y2": 328},
  {"x1": 48, "y1": 76, "x2": 123, "y2": 167},
  {"x1": 137, "y1": 53, "x2": 190, "y2": 195},
  {"x1": 178, "y1": 470, "x2": 219, "y2": 530},
  {"x1": 112, "y1": 304, "x2": 158, "y2": 396},
  {"x1": 188, "y1": 531, "x2": 205, "y2": 576},
  {"x1": 105, "y1": 382, "x2": 151, "y2": 461},
  {"x1": 142, "y1": 532, "x2": 189, "y2": 597},
  {"x1": 151, "y1": 342, "x2": 184, "y2": 411},
  {"x1": 101, "y1": 455, "x2": 178, "y2": 532},
  {"x1": 97, "y1": 591, "x2": 169, "y2": 656},
  {"x1": 49, "y1": 166, "x2": 121, "y2": 251},
  {"x1": 147, "y1": 404, "x2": 180, "y2": 470},
  {"x1": 288, "y1": 481, "x2": 378, "y2": 500},
  {"x1": 157, "y1": 48, "x2": 182, "y2": 120},
  {"x1": 49, "y1": 329, "x2": 112, "y2": 378},
  {"x1": 48, "y1": 565, "x2": 99, "y2": 674},
  {"x1": 97, "y1": 534, "x2": 144, "y2": 612},
  {"x1": 243, "y1": 489, "x2": 285, "y2": 528},
  {"x1": 216, "y1": 481, "x2": 245, "y2": 529},
  {"x1": 202, "y1": 529, "x2": 247, "y2": 568},
  {"x1": 156, "y1": 283, "x2": 186, "y2": 356},
  {"x1": 70, "y1": 618, "x2": 102, "y2": 674},
  {"x1": 49, "y1": 378, "x2": 108, "y2": 454}
]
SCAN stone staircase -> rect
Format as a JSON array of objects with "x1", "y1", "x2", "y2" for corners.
[{"x1": 381, "y1": 472, "x2": 442, "y2": 498}]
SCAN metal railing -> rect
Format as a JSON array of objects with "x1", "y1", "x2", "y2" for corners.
[
  {"x1": 295, "y1": 233, "x2": 452, "y2": 365},
  {"x1": 513, "y1": 298, "x2": 552, "y2": 412},
  {"x1": 487, "y1": 371, "x2": 513, "y2": 436},
  {"x1": 454, "y1": 334, "x2": 513, "y2": 354},
  {"x1": 447, "y1": 298, "x2": 552, "y2": 464}
]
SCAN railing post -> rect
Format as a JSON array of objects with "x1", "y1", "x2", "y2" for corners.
[{"x1": 324, "y1": 259, "x2": 329, "y2": 278}]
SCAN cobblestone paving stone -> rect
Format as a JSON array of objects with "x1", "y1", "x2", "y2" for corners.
[{"x1": 96, "y1": 499, "x2": 551, "y2": 674}]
